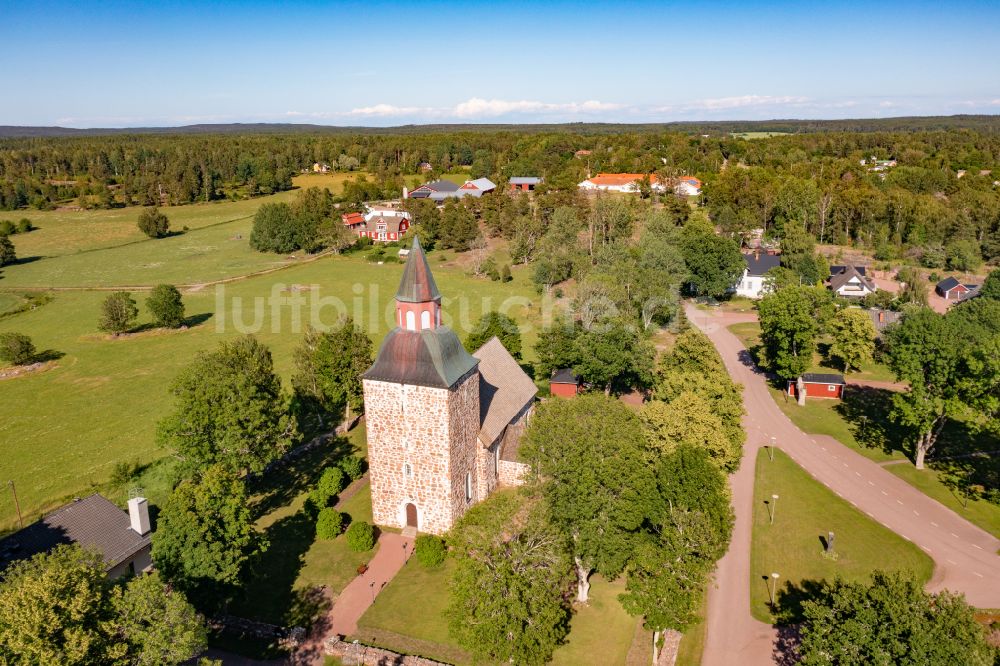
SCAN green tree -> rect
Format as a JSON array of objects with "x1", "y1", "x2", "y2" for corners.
[
  {"x1": 137, "y1": 207, "x2": 170, "y2": 238},
  {"x1": 945, "y1": 239, "x2": 982, "y2": 271},
  {"x1": 0, "y1": 545, "x2": 117, "y2": 665},
  {"x1": 758, "y1": 286, "x2": 832, "y2": 380},
  {"x1": 291, "y1": 319, "x2": 373, "y2": 433},
  {"x1": 897, "y1": 266, "x2": 929, "y2": 307},
  {"x1": 640, "y1": 393, "x2": 742, "y2": 471},
  {"x1": 534, "y1": 314, "x2": 581, "y2": 379},
  {"x1": 146, "y1": 284, "x2": 186, "y2": 328},
  {"x1": 464, "y1": 311, "x2": 522, "y2": 358},
  {"x1": 99, "y1": 291, "x2": 138, "y2": 336},
  {"x1": 521, "y1": 394, "x2": 654, "y2": 602},
  {"x1": 0, "y1": 331, "x2": 36, "y2": 365},
  {"x1": 979, "y1": 267, "x2": 1000, "y2": 300},
  {"x1": 448, "y1": 494, "x2": 571, "y2": 665},
  {"x1": 109, "y1": 572, "x2": 207, "y2": 666},
  {"x1": 152, "y1": 464, "x2": 266, "y2": 608},
  {"x1": 249, "y1": 202, "x2": 299, "y2": 253},
  {"x1": 158, "y1": 335, "x2": 297, "y2": 475},
  {"x1": 797, "y1": 571, "x2": 993, "y2": 666},
  {"x1": 680, "y1": 229, "x2": 745, "y2": 298},
  {"x1": 573, "y1": 321, "x2": 655, "y2": 395},
  {"x1": 828, "y1": 308, "x2": 877, "y2": 372}
]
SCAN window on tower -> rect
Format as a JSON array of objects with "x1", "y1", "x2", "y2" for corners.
[
  {"x1": 465, "y1": 472, "x2": 472, "y2": 502},
  {"x1": 404, "y1": 462, "x2": 412, "y2": 477}
]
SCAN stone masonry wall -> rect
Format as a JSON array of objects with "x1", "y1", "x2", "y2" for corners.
[
  {"x1": 498, "y1": 460, "x2": 529, "y2": 487},
  {"x1": 363, "y1": 369, "x2": 480, "y2": 535}
]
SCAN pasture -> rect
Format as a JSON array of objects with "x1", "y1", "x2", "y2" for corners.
[{"x1": 0, "y1": 245, "x2": 543, "y2": 531}]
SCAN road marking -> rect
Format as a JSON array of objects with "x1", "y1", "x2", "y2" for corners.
[
  {"x1": 913, "y1": 510, "x2": 920, "y2": 516},
  {"x1": 930, "y1": 522, "x2": 939, "y2": 527},
  {"x1": 951, "y1": 533, "x2": 960, "y2": 538},
  {"x1": 896, "y1": 500, "x2": 903, "y2": 505},
  {"x1": 921, "y1": 546, "x2": 932, "y2": 553},
  {"x1": 973, "y1": 544, "x2": 983, "y2": 550},
  {"x1": 868, "y1": 481, "x2": 875, "y2": 486},
  {"x1": 842, "y1": 462, "x2": 849, "y2": 468},
  {"x1": 881, "y1": 491, "x2": 889, "y2": 496},
  {"x1": 973, "y1": 572, "x2": 984, "y2": 578},
  {"x1": 855, "y1": 472, "x2": 861, "y2": 477},
  {"x1": 947, "y1": 559, "x2": 958, "y2": 565},
  {"x1": 821, "y1": 446, "x2": 827, "y2": 451}
]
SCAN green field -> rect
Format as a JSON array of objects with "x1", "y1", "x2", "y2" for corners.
[
  {"x1": 356, "y1": 564, "x2": 638, "y2": 666},
  {"x1": 0, "y1": 244, "x2": 543, "y2": 532},
  {"x1": 750, "y1": 448, "x2": 934, "y2": 623},
  {"x1": 730, "y1": 131, "x2": 791, "y2": 139}
]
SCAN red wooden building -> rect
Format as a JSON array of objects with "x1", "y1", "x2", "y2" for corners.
[
  {"x1": 549, "y1": 368, "x2": 581, "y2": 398},
  {"x1": 786, "y1": 373, "x2": 846, "y2": 400}
]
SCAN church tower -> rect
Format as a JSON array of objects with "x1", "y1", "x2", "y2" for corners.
[{"x1": 362, "y1": 238, "x2": 482, "y2": 535}]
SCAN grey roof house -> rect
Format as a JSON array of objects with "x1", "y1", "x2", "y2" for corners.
[{"x1": 0, "y1": 494, "x2": 153, "y2": 579}]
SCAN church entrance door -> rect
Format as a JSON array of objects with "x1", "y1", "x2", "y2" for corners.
[{"x1": 405, "y1": 503, "x2": 418, "y2": 528}]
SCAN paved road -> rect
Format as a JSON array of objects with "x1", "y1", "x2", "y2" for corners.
[{"x1": 686, "y1": 304, "x2": 1000, "y2": 666}]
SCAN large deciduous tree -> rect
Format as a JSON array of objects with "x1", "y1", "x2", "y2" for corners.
[
  {"x1": 0, "y1": 331, "x2": 36, "y2": 365},
  {"x1": 640, "y1": 393, "x2": 741, "y2": 472},
  {"x1": 146, "y1": 284, "x2": 186, "y2": 328},
  {"x1": 291, "y1": 319, "x2": 373, "y2": 432},
  {"x1": 448, "y1": 493, "x2": 572, "y2": 665},
  {"x1": 137, "y1": 207, "x2": 170, "y2": 238},
  {"x1": 680, "y1": 228, "x2": 745, "y2": 299},
  {"x1": 152, "y1": 464, "x2": 266, "y2": 609},
  {"x1": 99, "y1": 291, "x2": 139, "y2": 336},
  {"x1": 573, "y1": 320, "x2": 655, "y2": 395},
  {"x1": 521, "y1": 394, "x2": 654, "y2": 602},
  {"x1": 464, "y1": 311, "x2": 522, "y2": 359},
  {"x1": 828, "y1": 307, "x2": 877, "y2": 372},
  {"x1": 757, "y1": 286, "x2": 833, "y2": 380},
  {"x1": 158, "y1": 335, "x2": 297, "y2": 475},
  {"x1": 797, "y1": 571, "x2": 993, "y2": 666},
  {"x1": 534, "y1": 313, "x2": 582, "y2": 380}
]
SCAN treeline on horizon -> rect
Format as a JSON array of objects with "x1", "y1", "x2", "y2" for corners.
[{"x1": 1, "y1": 119, "x2": 1000, "y2": 264}]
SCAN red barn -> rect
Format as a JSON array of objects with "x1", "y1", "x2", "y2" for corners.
[
  {"x1": 549, "y1": 368, "x2": 581, "y2": 398},
  {"x1": 787, "y1": 373, "x2": 846, "y2": 400},
  {"x1": 936, "y1": 276, "x2": 977, "y2": 300}
]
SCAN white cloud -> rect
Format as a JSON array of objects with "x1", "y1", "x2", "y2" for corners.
[
  {"x1": 691, "y1": 95, "x2": 811, "y2": 110},
  {"x1": 345, "y1": 104, "x2": 431, "y2": 117},
  {"x1": 451, "y1": 97, "x2": 622, "y2": 118}
]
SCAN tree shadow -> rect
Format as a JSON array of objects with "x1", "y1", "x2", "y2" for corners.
[
  {"x1": 773, "y1": 578, "x2": 826, "y2": 626},
  {"x1": 248, "y1": 434, "x2": 356, "y2": 518},
  {"x1": 12, "y1": 255, "x2": 43, "y2": 265},
  {"x1": 836, "y1": 386, "x2": 910, "y2": 456},
  {"x1": 184, "y1": 312, "x2": 213, "y2": 327},
  {"x1": 31, "y1": 349, "x2": 64, "y2": 362}
]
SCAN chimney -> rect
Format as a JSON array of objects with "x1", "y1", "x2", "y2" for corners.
[
  {"x1": 878, "y1": 311, "x2": 884, "y2": 323},
  {"x1": 128, "y1": 497, "x2": 151, "y2": 536},
  {"x1": 402, "y1": 186, "x2": 409, "y2": 199}
]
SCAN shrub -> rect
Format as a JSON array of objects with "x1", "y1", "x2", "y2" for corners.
[
  {"x1": 500, "y1": 264, "x2": 513, "y2": 283},
  {"x1": 16, "y1": 218, "x2": 32, "y2": 233},
  {"x1": 0, "y1": 220, "x2": 15, "y2": 236},
  {"x1": 137, "y1": 207, "x2": 170, "y2": 238},
  {"x1": 414, "y1": 535, "x2": 446, "y2": 567},
  {"x1": 346, "y1": 521, "x2": 376, "y2": 552},
  {"x1": 338, "y1": 455, "x2": 366, "y2": 481},
  {"x1": 0, "y1": 235, "x2": 15, "y2": 266},
  {"x1": 315, "y1": 508, "x2": 344, "y2": 540},
  {"x1": 0, "y1": 332, "x2": 36, "y2": 365},
  {"x1": 146, "y1": 284, "x2": 186, "y2": 328},
  {"x1": 318, "y1": 466, "x2": 346, "y2": 497}
]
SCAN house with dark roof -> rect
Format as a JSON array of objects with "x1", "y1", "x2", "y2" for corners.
[
  {"x1": 406, "y1": 178, "x2": 496, "y2": 201},
  {"x1": 828, "y1": 265, "x2": 877, "y2": 298},
  {"x1": 0, "y1": 494, "x2": 152, "y2": 578},
  {"x1": 509, "y1": 177, "x2": 542, "y2": 192},
  {"x1": 786, "y1": 373, "x2": 846, "y2": 401},
  {"x1": 361, "y1": 237, "x2": 536, "y2": 534},
  {"x1": 936, "y1": 276, "x2": 979, "y2": 301},
  {"x1": 733, "y1": 251, "x2": 781, "y2": 299}
]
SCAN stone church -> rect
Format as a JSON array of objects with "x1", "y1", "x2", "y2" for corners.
[{"x1": 362, "y1": 237, "x2": 537, "y2": 535}]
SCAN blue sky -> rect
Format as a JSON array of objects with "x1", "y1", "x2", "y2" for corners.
[{"x1": 1, "y1": 0, "x2": 998, "y2": 127}]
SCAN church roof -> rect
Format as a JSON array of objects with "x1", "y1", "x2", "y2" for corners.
[
  {"x1": 395, "y1": 237, "x2": 441, "y2": 303},
  {"x1": 473, "y1": 337, "x2": 538, "y2": 447},
  {"x1": 363, "y1": 326, "x2": 478, "y2": 389}
]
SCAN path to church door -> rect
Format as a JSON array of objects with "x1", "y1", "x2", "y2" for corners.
[{"x1": 405, "y1": 503, "x2": 418, "y2": 528}]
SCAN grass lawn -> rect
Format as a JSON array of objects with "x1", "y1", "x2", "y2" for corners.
[
  {"x1": 356, "y1": 563, "x2": 638, "y2": 666},
  {"x1": 751, "y1": 448, "x2": 934, "y2": 623},
  {"x1": 6, "y1": 191, "x2": 296, "y2": 260},
  {"x1": 292, "y1": 172, "x2": 370, "y2": 193},
  {"x1": 887, "y1": 464, "x2": 1000, "y2": 540},
  {"x1": 674, "y1": 589, "x2": 707, "y2": 666},
  {"x1": 0, "y1": 250, "x2": 545, "y2": 532}
]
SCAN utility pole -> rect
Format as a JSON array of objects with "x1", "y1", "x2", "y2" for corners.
[{"x1": 8, "y1": 480, "x2": 23, "y2": 529}]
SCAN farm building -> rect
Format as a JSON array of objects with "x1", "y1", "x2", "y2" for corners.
[
  {"x1": 0, "y1": 494, "x2": 152, "y2": 579},
  {"x1": 510, "y1": 176, "x2": 542, "y2": 192},
  {"x1": 787, "y1": 373, "x2": 846, "y2": 401},
  {"x1": 362, "y1": 237, "x2": 536, "y2": 535},
  {"x1": 342, "y1": 208, "x2": 412, "y2": 243},
  {"x1": 828, "y1": 265, "x2": 877, "y2": 298},
  {"x1": 936, "y1": 276, "x2": 978, "y2": 300},
  {"x1": 549, "y1": 368, "x2": 581, "y2": 398},
  {"x1": 732, "y1": 250, "x2": 781, "y2": 299},
  {"x1": 407, "y1": 178, "x2": 496, "y2": 201},
  {"x1": 577, "y1": 173, "x2": 665, "y2": 193}
]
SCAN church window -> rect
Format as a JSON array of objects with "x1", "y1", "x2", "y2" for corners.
[
  {"x1": 493, "y1": 446, "x2": 499, "y2": 476},
  {"x1": 404, "y1": 462, "x2": 412, "y2": 477},
  {"x1": 465, "y1": 473, "x2": 472, "y2": 502},
  {"x1": 420, "y1": 310, "x2": 431, "y2": 329},
  {"x1": 405, "y1": 310, "x2": 415, "y2": 330}
]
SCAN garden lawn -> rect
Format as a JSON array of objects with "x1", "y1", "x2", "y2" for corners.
[
  {"x1": 6, "y1": 191, "x2": 296, "y2": 259},
  {"x1": 750, "y1": 448, "x2": 933, "y2": 623},
  {"x1": 674, "y1": 590, "x2": 707, "y2": 666},
  {"x1": 0, "y1": 251, "x2": 544, "y2": 532},
  {"x1": 550, "y1": 575, "x2": 639, "y2": 666}
]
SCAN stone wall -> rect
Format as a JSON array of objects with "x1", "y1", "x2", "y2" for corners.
[
  {"x1": 498, "y1": 460, "x2": 529, "y2": 487},
  {"x1": 324, "y1": 637, "x2": 449, "y2": 666},
  {"x1": 363, "y1": 369, "x2": 480, "y2": 536}
]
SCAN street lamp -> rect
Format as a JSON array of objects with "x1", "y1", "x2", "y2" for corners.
[
  {"x1": 770, "y1": 494, "x2": 779, "y2": 525},
  {"x1": 769, "y1": 572, "x2": 780, "y2": 609},
  {"x1": 768, "y1": 437, "x2": 776, "y2": 461}
]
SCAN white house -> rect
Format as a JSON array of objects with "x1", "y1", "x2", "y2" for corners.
[
  {"x1": 828, "y1": 265, "x2": 877, "y2": 298},
  {"x1": 578, "y1": 173, "x2": 665, "y2": 193},
  {"x1": 733, "y1": 251, "x2": 781, "y2": 299},
  {"x1": 674, "y1": 176, "x2": 702, "y2": 196}
]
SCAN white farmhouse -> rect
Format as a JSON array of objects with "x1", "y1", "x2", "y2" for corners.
[{"x1": 733, "y1": 251, "x2": 781, "y2": 299}]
